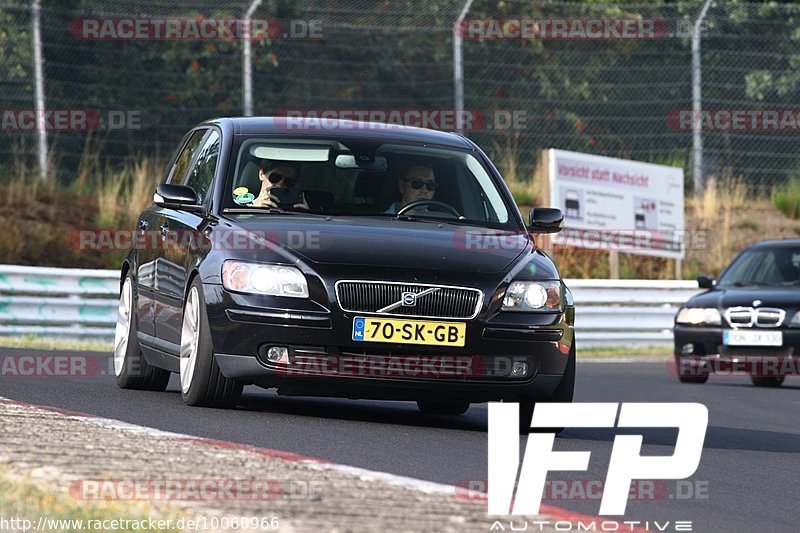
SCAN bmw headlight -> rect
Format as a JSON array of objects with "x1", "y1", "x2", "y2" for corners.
[
  {"x1": 789, "y1": 311, "x2": 800, "y2": 327},
  {"x1": 675, "y1": 307, "x2": 721, "y2": 325},
  {"x1": 502, "y1": 280, "x2": 563, "y2": 312},
  {"x1": 222, "y1": 261, "x2": 309, "y2": 298}
]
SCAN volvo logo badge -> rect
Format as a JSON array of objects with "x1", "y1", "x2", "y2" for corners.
[{"x1": 401, "y1": 292, "x2": 417, "y2": 307}]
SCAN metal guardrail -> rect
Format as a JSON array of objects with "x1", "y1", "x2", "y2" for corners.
[
  {"x1": 0, "y1": 265, "x2": 702, "y2": 347},
  {"x1": 567, "y1": 280, "x2": 702, "y2": 347},
  {"x1": 0, "y1": 265, "x2": 119, "y2": 340}
]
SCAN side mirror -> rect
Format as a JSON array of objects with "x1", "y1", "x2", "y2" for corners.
[
  {"x1": 154, "y1": 184, "x2": 202, "y2": 212},
  {"x1": 528, "y1": 207, "x2": 564, "y2": 234},
  {"x1": 697, "y1": 275, "x2": 716, "y2": 289}
]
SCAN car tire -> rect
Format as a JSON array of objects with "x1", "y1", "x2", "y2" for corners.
[
  {"x1": 417, "y1": 400, "x2": 470, "y2": 415},
  {"x1": 519, "y1": 342, "x2": 576, "y2": 435},
  {"x1": 180, "y1": 277, "x2": 243, "y2": 408},
  {"x1": 751, "y1": 376, "x2": 784, "y2": 387},
  {"x1": 678, "y1": 375, "x2": 709, "y2": 384},
  {"x1": 114, "y1": 274, "x2": 170, "y2": 391}
]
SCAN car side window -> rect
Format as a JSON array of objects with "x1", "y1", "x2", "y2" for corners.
[
  {"x1": 184, "y1": 130, "x2": 220, "y2": 203},
  {"x1": 167, "y1": 129, "x2": 207, "y2": 184}
]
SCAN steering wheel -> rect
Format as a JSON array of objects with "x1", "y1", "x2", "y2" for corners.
[{"x1": 396, "y1": 199, "x2": 461, "y2": 218}]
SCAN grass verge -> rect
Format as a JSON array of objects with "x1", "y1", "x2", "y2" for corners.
[
  {"x1": 577, "y1": 345, "x2": 672, "y2": 359},
  {"x1": 0, "y1": 335, "x2": 112, "y2": 353},
  {"x1": 0, "y1": 467, "x2": 179, "y2": 532},
  {"x1": 773, "y1": 177, "x2": 800, "y2": 219}
]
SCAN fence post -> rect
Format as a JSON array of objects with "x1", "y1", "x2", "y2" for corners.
[
  {"x1": 242, "y1": 0, "x2": 264, "y2": 117},
  {"x1": 453, "y1": 0, "x2": 474, "y2": 134},
  {"x1": 31, "y1": 0, "x2": 48, "y2": 182},
  {"x1": 691, "y1": 0, "x2": 714, "y2": 195}
]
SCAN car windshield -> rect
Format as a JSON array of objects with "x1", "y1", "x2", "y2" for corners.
[
  {"x1": 224, "y1": 138, "x2": 515, "y2": 229},
  {"x1": 717, "y1": 246, "x2": 800, "y2": 286}
]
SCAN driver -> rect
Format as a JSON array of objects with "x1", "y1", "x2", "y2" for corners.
[{"x1": 385, "y1": 164, "x2": 438, "y2": 214}]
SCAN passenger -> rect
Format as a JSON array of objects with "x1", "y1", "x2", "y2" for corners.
[{"x1": 252, "y1": 160, "x2": 309, "y2": 209}]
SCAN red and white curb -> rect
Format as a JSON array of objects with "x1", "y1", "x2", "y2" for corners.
[{"x1": 0, "y1": 396, "x2": 646, "y2": 531}]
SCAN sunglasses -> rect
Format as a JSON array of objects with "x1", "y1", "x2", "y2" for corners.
[
  {"x1": 404, "y1": 179, "x2": 438, "y2": 191},
  {"x1": 268, "y1": 172, "x2": 297, "y2": 187}
]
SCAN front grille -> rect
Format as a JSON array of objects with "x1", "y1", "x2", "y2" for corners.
[
  {"x1": 726, "y1": 308, "x2": 754, "y2": 327},
  {"x1": 755, "y1": 308, "x2": 784, "y2": 327},
  {"x1": 335, "y1": 281, "x2": 483, "y2": 319},
  {"x1": 724, "y1": 307, "x2": 785, "y2": 328}
]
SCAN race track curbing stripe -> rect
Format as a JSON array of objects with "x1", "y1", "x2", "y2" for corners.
[{"x1": 0, "y1": 396, "x2": 649, "y2": 532}]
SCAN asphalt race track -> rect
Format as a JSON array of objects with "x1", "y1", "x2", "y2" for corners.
[{"x1": 2, "y1": 348, "x2": 799, "y2": 533}]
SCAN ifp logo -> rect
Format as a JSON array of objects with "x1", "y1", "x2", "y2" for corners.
[{"x1": 488, "y1": 403, "x2": 708, "y2": 516}]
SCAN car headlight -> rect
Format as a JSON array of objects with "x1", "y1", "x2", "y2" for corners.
[
  {"x1": 222, "y1": 261, "x2": 309, "y2": 298},
  {"x1": 675, "y1": 307, "x2": 721, "y2": 325},
  {"x1": 789, "y1": 311, "x2": 800, "y2": 327},
  {"x1": 502, "y1": 280, "x2": 563, "y2": 312}
]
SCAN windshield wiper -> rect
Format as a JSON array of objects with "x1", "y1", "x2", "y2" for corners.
[
  {"x1": 222, "y1": 207, "x2": 320, "y2": 216},
  {"x1": 393, "y1": 213, "x2": 484, "y2": 227},
  {"x1": 729, "y1": 280, "x2": 778, "y2": 287}
]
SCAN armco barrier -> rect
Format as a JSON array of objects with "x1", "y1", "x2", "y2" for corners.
[
  {"x1": 0, "y1": 265, "x2": 702, "y2": 347},
  {"x1": 567, "y1": 279, "x2": 702, "y2": 347},
  {"x1": 0, "y1": 265, "x2": 119, "y2": 340}
]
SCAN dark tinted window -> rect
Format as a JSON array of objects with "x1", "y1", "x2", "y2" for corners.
[
  {"x1": 167, "y1": 129, "x2": 206, "y2": 184},
  {"x1": 719, "y1": 247, "x2": 800, "y2": 285},
  {"x1": 185, "y1": 130, "x2": 220, "y2": 203}
]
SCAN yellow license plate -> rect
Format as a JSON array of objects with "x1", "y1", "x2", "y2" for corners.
[{"x1": 352, "y1": 317, "x2": 466, "y2": 347}]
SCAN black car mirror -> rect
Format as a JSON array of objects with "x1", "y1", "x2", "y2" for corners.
[
  {"x1": 528, "y1": 208, "x2": 564, "y2": 234},
  {"x1": 154, "y1": 184, "x2": 203, "y2": 212},
  {"x1": 334, "y1": 154, "x2": 388, "y2": 172},
  {"x1": 697, "y1": 275, "x2": 716, "y2": 289}
]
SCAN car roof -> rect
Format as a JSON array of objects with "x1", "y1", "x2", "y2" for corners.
[
  {"x1": 200, "y1": 117, "x2": 476, "y2": 150},
  {"x1": 749, "y1": 238, "x2": 800, "y2": 248}
]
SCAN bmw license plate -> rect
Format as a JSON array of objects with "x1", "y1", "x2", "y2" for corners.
[
  {"x1": 722, "y1": 330, "x2": 783, "y2": 346},
  {"x1": 352, "y1": 316, "x2": 466, "y2": 347}
]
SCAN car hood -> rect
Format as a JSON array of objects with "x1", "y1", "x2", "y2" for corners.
[
  {"x1": 223, "y1": 215, "x2": 530, "y2": 274},
  {"x1": 688, "y1": 285, "x2": 800, "y2": 308}
]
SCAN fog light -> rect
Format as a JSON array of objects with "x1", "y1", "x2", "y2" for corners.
[
  {"x1": 511, "y1": 361, "x2": 529, "y2": 377},
  {"x1": 266, "y1": 346, "x2": 288, "y2": 362},
  {"x1": 681, "y1": 344, "x2": 695, "y2": 355}
]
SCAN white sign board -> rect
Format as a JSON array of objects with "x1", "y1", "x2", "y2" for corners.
[{"x1": 548, "y1": 149, "x2": 685, "y2": 259}]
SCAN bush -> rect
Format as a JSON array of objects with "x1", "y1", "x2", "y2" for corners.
[{"x1": 773, "y1": 178, "x2": 800, "y2": 219}]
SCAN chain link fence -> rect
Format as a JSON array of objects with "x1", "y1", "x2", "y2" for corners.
[{"x1": 3, "y1": 1, "x2": 800, "y2": 193}]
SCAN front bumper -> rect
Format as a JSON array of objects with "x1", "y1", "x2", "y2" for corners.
[
  {"x1": 205, "y1": 284, "x2": 574, "y2": 402},
  {"x1": 673, "y1": 324, "x2": 800, "y2": 376}
]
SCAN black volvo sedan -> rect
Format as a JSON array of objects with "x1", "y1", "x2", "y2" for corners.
[
  {"x1": 113, "y1": 117, "x2": 574, "y2": 431},
  {"x1": 674, "y1": 239, "x2": 800, "y2": 387}
]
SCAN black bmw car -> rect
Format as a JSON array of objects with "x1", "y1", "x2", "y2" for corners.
[
  {"x1": 674, "y1": 239, "x2": 800, "y2": 387},
  {"x1": 113, "y1": 117, "x2": 574, "y2": 431}
]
